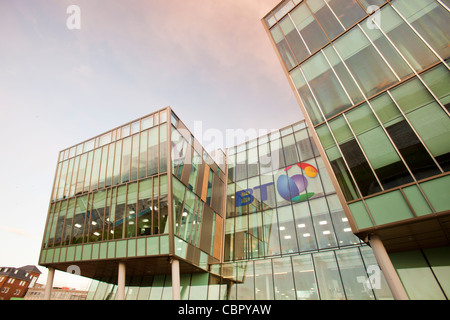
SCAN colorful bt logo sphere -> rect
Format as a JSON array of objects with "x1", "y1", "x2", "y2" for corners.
[
  {"x1": 234, "y1": 162, "x2": 319, "y2": 207},
  {"x1": 276, "y1": 162, "x2": 318, "y2": 202}
]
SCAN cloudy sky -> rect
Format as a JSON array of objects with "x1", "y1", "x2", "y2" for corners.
[{"x1": 0, "y1": 0, "x2": 302, "y2": 289}]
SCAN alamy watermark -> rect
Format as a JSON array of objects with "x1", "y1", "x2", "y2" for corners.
[{"x1": 66, "y1": 5, "x2": 81, "y2": 30}]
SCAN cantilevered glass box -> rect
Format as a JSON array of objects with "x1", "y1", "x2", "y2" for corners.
[{"x1": 39, "y1": 107, "x2": 226, "y2": 283}]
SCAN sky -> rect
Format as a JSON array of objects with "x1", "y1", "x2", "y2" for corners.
[{"x1": 0, "y1": 0, "x2": 302, "y2": 290}]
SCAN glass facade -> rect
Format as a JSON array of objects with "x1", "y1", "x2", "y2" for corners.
[
  {"x1": 264, "y1": 0, "x2": 450, "y2": 299},
  {"x1": 39, "y1": 108, "x2": 226, "y2": 277},
  {"x1": 83, "y1": 120, "x2": 393, "y2": 300}
]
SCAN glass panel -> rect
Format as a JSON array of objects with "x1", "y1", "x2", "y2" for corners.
[
  {"x1": 307, "y1": 0, "x2": 345, "y2": 39},
  {"x1": 282, "y1": 134, "x2": 299, "y2": 166},
  {"x1": 290, "y1": 3, "x2": 329, "y2": 53},
  {"x1": 147, "y1": 127, "x2": 159, "y2": 176},
  {"x1": 62, "y1": 199, "x2": 75, "y2": 245},
  {"x1": 292, "y1": 201, "x2": 317, "y2": 251},
  {"x1": 273, "y1": 257, "x2": 296, "y2": 300},
  {"x1": 121, "y1": 137, "x2": 132, "y2": 183},
  {"x1": 390, "y1": 78, "x2": 450, "y2": 171},
  {"x1": 322, "y1": 45, "x2": 365, "y2": 105},
  {"x1": 279, "y1": 15, "x2": 310, "y2": 63},
  {"x1": 254, "y1": 259, "x2": 274, "y2": 300},
  {"x1": 160, "y1": 124, "x2": 168, "y2": 173},
  {"x1": 139, "y1": 130, "x2": 148, "y2": 179},
  {"x1": 421, "y1": 64, "x2": 450, "y2": 112},
  {"x1": 361, "y1": 18, "x2": 414, "y2": 80},
  {"x1": 370, "y1": 92, "x2": 441, "y2": 180},
  {"x1": 313, "y1": 251, "x2": 345, "y2": 299},
  {"x1": 113, "y1": 185, "x2": 127, "y2": 239},
  {"x1": 335, "y1": 248, "x2": 375, "y2": 300},
  {"x1": 263, "y1": 209, "x2": 281, "y2": 257},
  {"x1": 327, "y1": 194, "x2": 359, "y2": 246},
  {"x1": 377, "y1": 5, "x2": 439, "y2": 72},
  {"x1": 333, "y1": 27, "x2": 398, "y2": 98},
  {"x1": 71, "y1": 195, "x2": 88, "y2": 244},
  {"x1": 292, "y1": 254, "x2": 319, "y2": 300},
  {"x1": 126, "y1": 183, "x2": 137, "y2": 238},
  {"x1": 309, "y1": 197, "x2": 337, "y2": 249},
  {"x1": 329, "y1": 116, "x2": 382, "y2": 196},
  {"x1": 392, "y1": 0, "x2": 450, "y2": 59},
  {"x1": 301, "y1": 51, "x2": 352, "y2": 119},
  {"x1": 290, "y1": 67, "x2": 325, "y2": 125},
  {"x1": 345, "y1": 103, "x2": 413, "y2": 189},
  {"x1": 89, "y1": 190, "x2": 106, "y2": 242},
  {"x1": 326, "y1": 0, "x2": 366, "y2": 29},
  {"x1": 277, "y1": 206, "x2": 298, "y2": 254},
  {"x1": 316, "y1": 124, "x2": 360, "y2": 201},
  {"x1": 270, "y1": 25, "x2": 296, "y2": 70},
  {"x1": 365, "y1": 190, "x2": 414, "y2": 225},
  {"x1": 130, "y1": 134, "x2": 139, "y2": 181}
]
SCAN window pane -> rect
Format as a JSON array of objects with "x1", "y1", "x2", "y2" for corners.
[
  {"x1": 316, "y1": 124, "x2": 360, "y2": 201},
  {"x1": 273, "y1": 257, "x2": 296, "y2": 300},
  {"x1": 361, "y1": 19, "x2": 414, "y2": 80},
  {"x1": 391, "y1": 78, "x2": 450, "y2": 171},
  {"x1": 270, "y1": 25, "x2": 296, "y2": 70},
  {"x1": 392, "y1": 0, "x2": 450, "y2": 59},
  {"x1": 279, "y1": 16, "x2": 309, "y2": 63},
  {"x1": 345, "y1": 103, "x2": 413, "y2": 189},
  {"x1": 292, "y1": 201, "x2": 318, "y2": 251},
  {"x1": 371, "y1": 92, "x2": 441, "y2": 180},
  {"x1": 277, "y1": 206, "x2": 298, "y2": 254},
  {"x1": 421, "y1": 64, "x2": 450, "y2": 112},
  {"x1": 292, "y1": 254, "x2": 319, "y2": 300},
  {"x1": 301, "y1": 51, "x2": 352, "y2": 119},
  {"x1": 329, "y1": 116, "x2": 382, "y2": 196},
  {"x1": 254, "y1": 259, "x2": 274, "y2": 300},
  {"x1": 313, "y1": 251, "x2": 345, "y2": 299},
  {"x1": 147, "y1": 127, "x2": 159, "y2": 176},
  {"x1": 378, "y1": 5, "x2": 439, "y2": 72},
  {"x1": 290, "y1": 67, "x2": 325, "y2": 125},
  {"x1": 322, "y1": 45, "x2": 365, "y2": 105},
  {"x1": 326, "y1": 0, "x2": 366, "y2": 29},
  {"x1": 290, "y1": 3, "x2": 329, "y2": 53},
  {"x1": 307, "y1": 0, "x2": 345, "y2": 39},
  {"x1": 335, "y1": 248, "x2": 375, "y2": 300},
  {"x1": 333, "y1": 27, "x2": 398, "y2": 98}
]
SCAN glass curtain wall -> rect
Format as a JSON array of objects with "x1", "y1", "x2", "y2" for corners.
[
  {"x1": 265, "y1": 0, "x2": 450, "y2": 226},
  {"x1": 42, "y1": 109, "x2": 170, "y2": 253}
]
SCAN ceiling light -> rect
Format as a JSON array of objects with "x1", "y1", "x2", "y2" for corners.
[
  {"x1": 344, "y1": 228, "x2": 352, "y2": 232},
  {"x1": 303, "y1": 233, "x2": 310, "y2": 237},
  {"x1": 319, "y1": 220, "x2": 327, "y2": 225},
  {"x1": 323, "y1": 230, "x2": 331, "y2": 235},
  {"x1": 298, "y1": 223, "x2": 306, "y2": 228}
]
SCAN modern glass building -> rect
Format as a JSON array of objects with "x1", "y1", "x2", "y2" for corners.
[
  {"x1": 263, "y1": 0, "x2": 450, "y2": 300},
  {"x1": 39, "y1": 107, "x2": 394, "y2": 300}
]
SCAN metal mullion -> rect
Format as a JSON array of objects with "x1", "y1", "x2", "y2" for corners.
[
  {"x1": 287, "y1": 13, "x2": 311, "y2": 55},
  {"x1": 386, "y1": 90, "x2": 444, "y2": 173},
  {"x1": 341, "y1": 113, "x2": 384, "y2": 192},
  {"x1": 437, "y1": 0, "x2": 450, "y2": 11},
  {"x1": 388, "y1": 2, "x2": 450, "y2": 71},
  {"x1": 365, "y1": 13, "x2": 450, "y2": 117},
  {"x1": 357, "y1": 24, "x2": 401, "y2": 82}
]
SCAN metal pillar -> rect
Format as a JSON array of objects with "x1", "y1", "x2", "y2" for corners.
[
  {"x1": 43, "y1": 267, "x2": 55, "y2": 300},
  {"x1": 117, "y1": 262, "x2": 126, "y2": 300},
  {"x1": 368, "y1": 234, "x2": 409, "y2": 300},
  {"x1": 171, "y1": 258, "x2": 180, "y2": 300}
]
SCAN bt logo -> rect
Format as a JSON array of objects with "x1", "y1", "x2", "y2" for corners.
[{"x1": 235, "y1": 162, "x2": 318, "y2": 207}]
